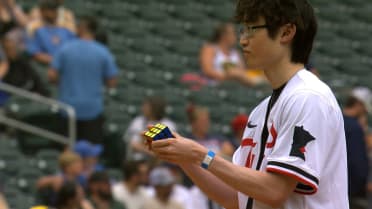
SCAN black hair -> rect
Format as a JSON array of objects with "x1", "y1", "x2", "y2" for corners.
[
  {"x1": 235, "y1": 0, "x2": 317, "y2": 64},
  {"x1": 55, "y1": 180, "x2": 78, "y2": 208},
  {"x1": 88, "y1": 171, "x2": 110, "y2": 184},
  {"x1": 39, "y1": 0, "x2": 59, "y2": 10},
  {"x1": 79, "y1": 16, "x2": 99, "y2": 35},
  {"x1": 122, "y1": 160, "x2": 146, "y2": 181},
  {"x1": 345, "y1": 96, "x2": 362, "y2": 108},
  {"x1": 144, "y1": 96, "x2": 167, "y2": 121}
]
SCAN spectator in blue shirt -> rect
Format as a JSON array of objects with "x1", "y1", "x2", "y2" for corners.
[
  {"x1": 27, "y1": 0, "x2": 75, "y2": 64},
  {"x1": 48, "y1": 16, "x2": 118, "y2": 144},
  {"x1": 343, "y1": 87, "x2": 371, "y2": 209}
]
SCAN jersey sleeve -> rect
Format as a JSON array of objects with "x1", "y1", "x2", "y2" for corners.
[{"x1": 266, "y1": 91, "x2": 332, "y2": 195}]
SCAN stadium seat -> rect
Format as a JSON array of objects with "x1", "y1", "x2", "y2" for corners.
[
  {"x1": 170, "y1": 37, "x2": 202, "y2": 57},
  {"x1": 36, "y1": 149, "x2": 60, "y2": 175},
  {"x1": 173, "y1": 3, "x2": 207, "y2": 22},
  {"x1": 137, "y1": 3, "x2": 170, "y2": 23},
  {"x1": 0, "y1": 149, "x2": 25, "y2": 176},
  {"x1": 207, "y1": 3, "x2": 235, "y2": 21},
  {"x1": 152, "y1": 20, "x2": 187, "y2": 41},
  {"x1": 187, "y1": 19, "x2": 217, "y2": 40},
  {"x1": 16, "y1": 168, "x2": 43, "y2": 193}
]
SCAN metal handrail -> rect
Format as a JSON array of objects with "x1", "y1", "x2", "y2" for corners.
[{"x1": 0, "y1": 82, "x2": 76, "y2": 147}]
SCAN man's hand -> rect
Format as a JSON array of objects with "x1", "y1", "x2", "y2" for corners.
[{"x1": 146, "y1": 131, "x2": 208, "y2": 165}]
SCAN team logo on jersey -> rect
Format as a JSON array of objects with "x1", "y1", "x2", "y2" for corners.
[{"x1": 290, "y1": 126, "x2": 315, "y2": 160}]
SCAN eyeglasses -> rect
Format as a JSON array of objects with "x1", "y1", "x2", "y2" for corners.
[{"x1": 239, "y1": 25, "x2": 268, "y2": 39}]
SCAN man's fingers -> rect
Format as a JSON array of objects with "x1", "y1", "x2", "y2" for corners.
[{"x1": 152, "y1": 139, "x2": 173, "y2": 149}]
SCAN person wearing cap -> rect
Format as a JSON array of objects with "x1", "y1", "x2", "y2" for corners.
[
  {"x1": 143, "y1": 167, "x2": 184, "y2": 209},
  {"x1": 112, "y1": 160, "x2": 150, "y2": 209},
  {"x1": 74, "y1": 140, "x2": 104, "y2": 176},
  {"x1": 343, "y1": 87, "x2": 371, "y2": 209},
  {"x1": 87, "y1": 171, "x2": 126, "y2": 209},
  {"x1": 36, "y1": 151, "x2": 84, "y2": 206},
  {"x1": 230, "y1": 114, "x2": 249, "y2": 149}
]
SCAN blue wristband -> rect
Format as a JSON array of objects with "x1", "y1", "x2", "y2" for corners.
[{"x1": 201, "y1": 150, "x2": 216, "y2": 169}]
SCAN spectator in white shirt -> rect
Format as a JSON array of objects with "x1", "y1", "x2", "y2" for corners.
[{"x1": 112, "y1": 160, "x2": 150, "y2": 209}]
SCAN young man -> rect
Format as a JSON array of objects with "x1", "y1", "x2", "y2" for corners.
[
  {"x1": 112, "y1": 160, "x2": 150, "y2": 209},
  {"x1": 27, "y1": 0, "x2": 75, "y2": 64},
  {"x1": 48, "y1": 16, "x2": 118, "y2": 144},
  {"x1": 87, "y1": 172, "x2": 126, "y2": 209},
  {"x1": 148, "y1": 0, "x2": 349, "y2": 209}
]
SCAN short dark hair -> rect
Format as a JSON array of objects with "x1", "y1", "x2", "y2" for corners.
[
  {"x1": 122, "y1": 160, "x2": 146, "y2": 181},
  {"x1": 56, "y1": 181, "x2": 78, "y2": 208},
  {"x1": 144, "y1": 96, "x2": 167, "y2": 121},
  {"x1": 79, "y1": 16, "x2": 99, "y2": 35},
  {"x1": 39, "y1": 0, "x2": 59, "y2": 10},
  {"x1": 345, "y1": 96, "x2": 362, "y2": 108},
  {"x1": 235, "y1": 0, "x2": 317, "y2": 64},
  {"x1": 88, "y1": 171, "x2": 110, "y2": 184}
]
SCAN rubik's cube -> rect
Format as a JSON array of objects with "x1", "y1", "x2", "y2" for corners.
[{"x1": 144, "y1": 123, "x2": 174, "y2": 141}]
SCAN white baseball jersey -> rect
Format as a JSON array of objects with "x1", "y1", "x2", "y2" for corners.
[{"x1": 232, "y1": 69, "x2": 349, "y2": 209}]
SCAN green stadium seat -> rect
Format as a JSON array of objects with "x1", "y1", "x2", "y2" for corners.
[
  {"x1": 152, "y1": 20, "x2": 187, "y2": 41},
  {"x1": 207, "y1": 3, "x2": 235, "y2": 21},
  {"x1": 131, "y1": 37, "x2": 168, "y2": 55},
  {"x1": 137, "y1": 3, "x2": 170, "y2": 23},
  {"x1": 170, "y1": 37, "x2": 202, "y2": 57},
  {"x1": 36, "y1": 149, "x2": 60, "y2": 175},
  {"x1": 317, "y1": 5, "x2": 351, "y2": 23},
  {"x1": 187, "y1": 19, "x2": 217, "y2": 40},
  {"x1": 173, "y1": 3, "x2": 207, "y2": 22},
  {"x1": 16, "y1": 168, "x2": 43, "y2": 193}
]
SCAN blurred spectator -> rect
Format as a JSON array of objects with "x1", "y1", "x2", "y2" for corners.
[
  {"x1": 37, "y1": 151, "x2": 84, "y2": 206},
  {"x1": 55, "y1": 180, "x2": 93, "y2": 209},
  {"x1": 0, "y1": 193, "x2": 9, "y2": 209},
  {"x1": 27, "y1": 0, "x2": 75, "y2": 64},
  {"x1": 48, "y1": 16, "x2": 118, "y2": 144},
  {"x1": 343, "y1": 87, "x2": 370, "y2": 209},
  {"x1": 187, "y1": 105, "x2": 234, "y2": 158},
  {"x1": 74, "y1": 140, "x2": 104, "y2": 188},
  {"x1": 124, "y1": 96, "x2": 176, "y2": 161},
  {"x1": 146, "y1": 164, "x2": 190, "y2": 208},
  {"x1": 112, "y1": 160, "x2": 150, "y2": 209},
  {"x1": 0, "y1": 0, "x2": 28, "y2": 37},
  {"x1": 187, "y1": 186, "x2": 222, "y2": 209},
  {"x1": 29, "y1": 0, "x2": 75, "y2": 33},
  {"x1": 0, "y1": 44, "x2": 8, "y2": 79},
  {"x1": 143, "y1": 167, "x2": 184, "y2": 209},
  {"x1": 87, "y1": 171, "x2": 126, "y2": 209},
  {"x1": 2, "y1": 34, "x2": 50, "y2": 96},
  {"x1": 230, "y1": 114, "x2": 248, "y2": 149},
  {"x1": 199, "y1": 23, "x2": 262, "y2": 86}
]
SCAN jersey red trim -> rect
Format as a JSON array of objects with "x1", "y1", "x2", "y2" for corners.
[{"x1": 267, "y1": 167, "x2": 318, "y2": 195}]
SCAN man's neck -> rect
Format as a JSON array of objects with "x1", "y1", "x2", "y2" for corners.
[
  {"x1": 124, "y1": 180, "x2": 138, "y2": 193},
  {"x1": 80, "y1": 33, "x2": 95, "y2": 41},
  {"x1": 263, "y1": 57, "x2": 304, "y2": 89}
]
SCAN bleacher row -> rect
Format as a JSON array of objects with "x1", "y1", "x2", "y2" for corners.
[{"x1": 1, "y1": 0, "x2": 372, "y2": 208}]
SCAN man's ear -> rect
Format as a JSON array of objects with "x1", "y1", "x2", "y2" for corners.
[{"x1": 280, "y1": 23, "x2": 297, "y2": 44}]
